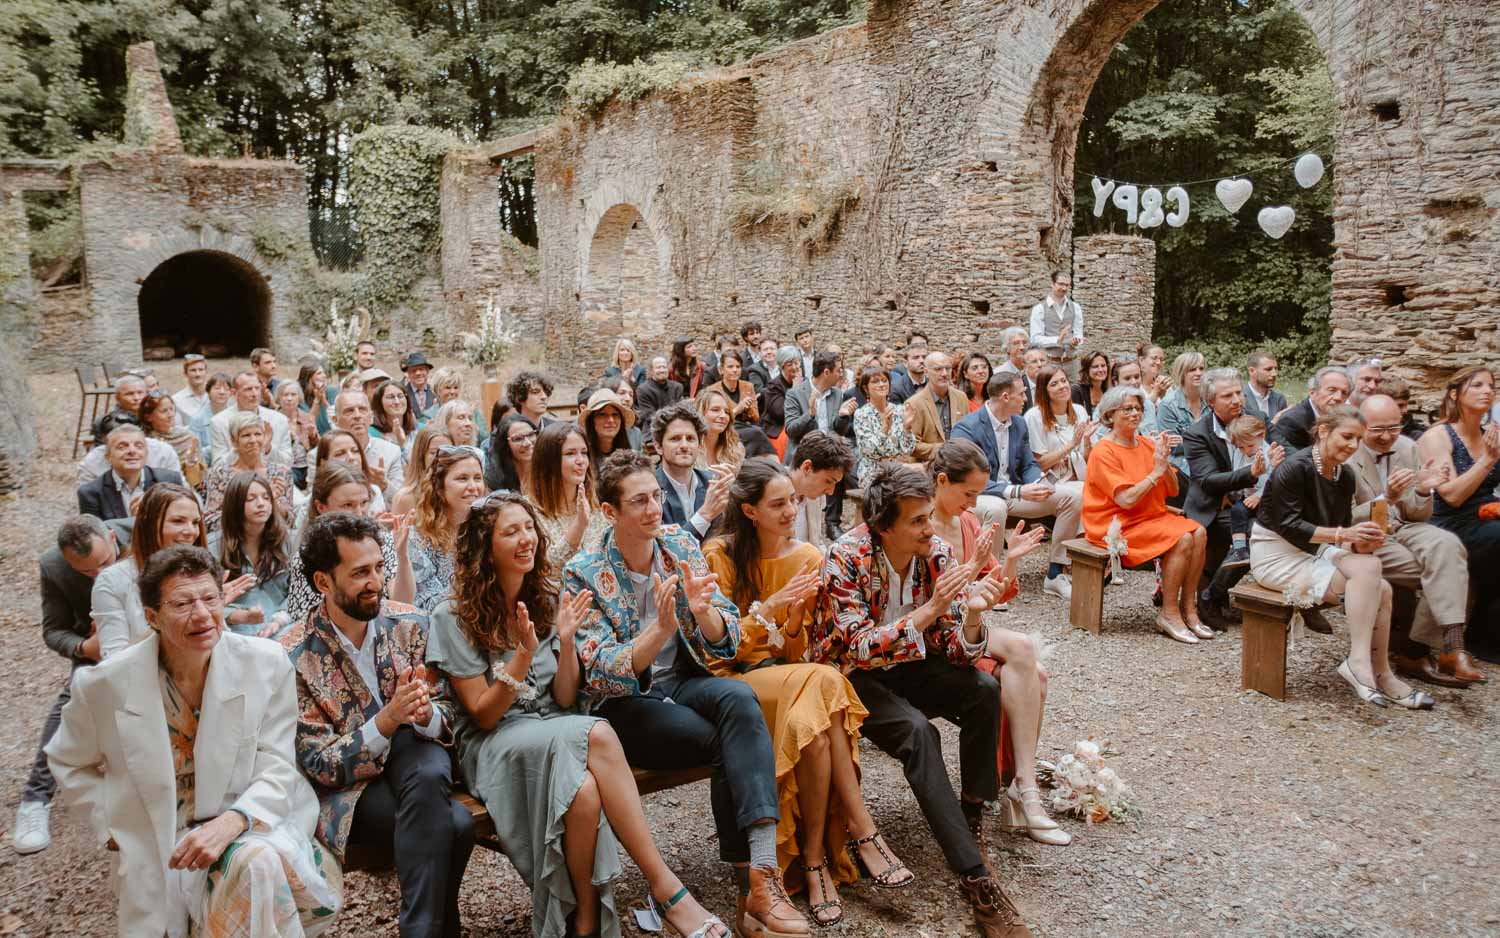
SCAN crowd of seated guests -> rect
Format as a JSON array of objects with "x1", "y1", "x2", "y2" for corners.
[{"x1": 15, "y1": 296, "x2": 1498, "y2": 938}]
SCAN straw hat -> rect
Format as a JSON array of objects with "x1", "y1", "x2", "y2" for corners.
[{"x1": 581, "y1": 388, "x2": 636, "y2": 428}]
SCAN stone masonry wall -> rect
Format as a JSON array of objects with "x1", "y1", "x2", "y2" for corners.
[
  {"x1": 1072, "y1": 235, "x2": 1156, "y2": 361},
  {"x1": 438, "y1": 153, "x2": 544, "y2": 348},
  {"x1": 0, "y1": 187, "x2": 38, "y2": 491}
]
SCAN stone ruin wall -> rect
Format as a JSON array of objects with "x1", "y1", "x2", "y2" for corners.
[
  {"x1": 529, "y1": 0, "x2": 1500, "y2": 401},
  {"x1": 1072, "y1": 234, "x2": 1156, "y2": 360},
  {"x1": 0, "y1": 187, "x2": 39, "y2": 492}
]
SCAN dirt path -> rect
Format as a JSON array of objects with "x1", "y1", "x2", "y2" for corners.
[{"x1": 2, "y1": 369, "x2": 1496, "y2": 937}]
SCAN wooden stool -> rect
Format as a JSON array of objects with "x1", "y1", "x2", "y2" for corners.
[
  {"x1": 1063, "y1": 538, "x2": 1109, "y2": 634},
  {"x1": 1230, "y1": 581, "x2": 1328, "y2": 700}
]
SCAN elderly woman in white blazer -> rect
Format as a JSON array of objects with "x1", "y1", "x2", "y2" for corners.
[{"x1": 48, "y1": 546, "x2": 341, "y2": 937}]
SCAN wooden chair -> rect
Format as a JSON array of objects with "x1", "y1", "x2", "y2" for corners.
[{"x1": 73, "y1": 365, "x2": 115, "y2": 458}]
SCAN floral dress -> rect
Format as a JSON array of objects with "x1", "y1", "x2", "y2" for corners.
[
  {"x1": 162, "y1": 669, "x2": 341, "y2": 937},
  {"x1": 409, "y1": 531, "x2": 457, "y2": 612},
  {"x1": 852, "y1": 402, "x2": 917, "y2": 480},
  {"x1": 536, "y1": 508, "x2": 609, "y2": 572}
]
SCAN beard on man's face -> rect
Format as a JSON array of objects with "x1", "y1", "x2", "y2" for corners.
[{"x1": 333, "y1": 580, "x2": 383, "y2": 621}]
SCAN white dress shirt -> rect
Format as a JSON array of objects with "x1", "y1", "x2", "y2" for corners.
[
  {"x1": 986, "y1": 405, "x2": 1012, "y2": 486},
  {"x1": 77, "y1": 438, "x2": 183, "y2": 485},
  {"x1": 331, "y1": 622, "x2": 443, "y2": 757},
  {"x1": 210, "y1": 406, "x2": 291, "y2": 466},
  {"x1": 171, "y1": 387, "x2": 211, "y2": 426}
]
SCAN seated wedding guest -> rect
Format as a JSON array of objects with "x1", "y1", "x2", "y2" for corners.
[
  {"x1": 927, "y1": 443, "x2": 1065, "y2": 844},
  {"x1": 299, "y1": 360, "x2": 335, "y2": 434},
  {"x1": 422, "y1": 368, "x2": 490, "y2": 445},
  {"x1": 311, "y1": 429, "x2": 388, "y2": 514},
  {"x1": 486, "y1": 412, "x2": 539, "y2": 492},
  {"x1": 1222, "y1": 416, "x2": 1275, "y2": 567},
  {"x1": 784, "y1": 354, "x2": 857, "y2": 521},
  {"x1": 704, "y1": 349, "x2": 761, "y2": 429},
  {"x1": 993, "y1": 327, "x2": 1028, "y2": 380},
  {"x1": 429, "y1": 493, "x2": 729, "y2": 938},
  {"x1": 94, "y1": 483, "x2": 214, "y2": 659},
  {"x1": 852, "y1": 363, "x2": 917, "y2": 480},
  {"x1": 171, "y1": 354, "x2": 211, "y2": 427},
  {"x1": 281, "y1": 513, "x2": 474, "y2": 936},
  {"x1": 1275, "y1": 366, "x2": 1351, "y2": 452},
  {"x1": 812, "y1": 466, "x2": 1030, "y2": 938},
  {"x1": 747, "y1": 338, "x2": 778, "y2": 393},
  {"x1": 1255, "y1": 407, "x2": 1435, "y2": 708},
  {"x1": 1182, "y1": 368, "x2": 1279, "y2": 627},
  {"x1": 653, "y1": 402, "x2": 734, "y2": 542},
  {"x1": 759, "y1": 348, "x2": 802, "y2": 441},
  {"x1": 369, "y1": 377, "x2": 416, "y2": 452},
  {"x1": 211, "y1": 371, "x2": 292, "y2": 466},
  {"x1": 670, "y1": 335, "x2": 710, "y2": 397},
  {"x1": 78, "y1": 423, "x2": 186, "y2": 520},
  {"x1": 1092, "y1": 357, "x2": 1157, "y2": 441},
  {"x1": 12, "y1": 515, "x2": 130, "y2": 856},
  {"x1": 190, "y1": 372, "x2": 235, "y2": 459},
  {"x1": 954, "y1": 372, "x2": 1082, "y2": 602},
  {"x1": 904, "y1": 351, "x2": 969, "y2": 462},
  {"x1": 508, "y1": 370, "x2": 557, "y2": 429},
  {"x1": 49, "y1": 545, "x2": 342, "y2": 937},
  {"x1": 1378, "y1": 375, "x2": 1428, "y2": 441},
  {"x1": 140, "y1": 390, "x2": 206, "y2": 494},
  {"x1": 108, "y1": 372, "x2": 150, "y2": 421},
  {"x1": 1346, "y1": 357, "x2": 1383, "y2": 406},
  {"x1": 961, "y1": 353, "x2": 993, "y2": 413},
  {"x1": 563, "y1": 451, "x2": 809, "y2": 938},
  {"x1": 334, "y1": 388, "x2": 404, "y2": 504},
  {"x1": 208, "y1": 470, "x2": 293, "y2": 635},
  {"x1": 1157, "y1": 351, "x2": 1206, "y2": 476},
  {"x1": 358, "y1": 368, "x2": 394, "y2": 403},
  {"x1": 1137, "y1": 343, "x2": 1170, "y2": 402},
  {"x1": 430, "y1": 399, "x2": 486, "y2": 457},
  {"x1": 1419, "y1": 366, "x2": 1500, "y2": 662},
  {"x1": 1242, "y1": 351, "x2": 1287, "y2": 425},
  {"x1": 634, "y1": 356, "x2": 684, "y2": 433},
  {"x1": 1071, "y1": 351, "x2": 1111, "y2": 413},
  {"x1": 400, "y1": 351, "x2": 437, "y2": 414},
  {"x1": 204, "y1": 411, "x2": 294, "y2": 532},
  {"x1": 602, "y1": 337, "x2": 647, "y2": 388},
  {"x1": 285, "y1": 463, "x2": 414, "y2": 623},
  {"x1": 785, "y1": 431, "x2": 856, "y2": 552},
  {"x1": 697, "y1": 388, "x2": 755, "y2": 470},
  {"x1": 277, "y1": 380, "x2": 319, "y2": 490},
  {"x1": 410, "y1": 445, "x2": 486, "y2": 611},
  {"x1": 581, "y1": 388, "x2": 642, "y2": 475},
  {"x1": 391, "y1": 425, "x2": 450, "y2": 517},
  {"x1": 78, "y1": 411, "x2": 183, "y2": 485},
  {"x1": 703, "y1": 460, "x2": 913, "y2": 926},
  {"x1": 739, "y1": 321, "x2": 764, "y2": 368},
  {"x1": 1084, "y1": 387, "x2": 1209, "y2": 643},
  {"x1": 1025, "y1": 364, "x2": 1093, "y2": 486},
  {"x1": 1349, "y1": 395, "x2": 1479, "y2": 685},
  {"x1": 529, "y1": 422, "x2": 609, "y2": 570},
  {"x1": 888, "y1": 343, "x2": 928, "y2": 405}
]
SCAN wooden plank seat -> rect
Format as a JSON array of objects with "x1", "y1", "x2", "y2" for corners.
[
  {"x1": 1063, "y1": 538, "x2": 1110, "y2": 635},
  {"x1": 1229, "y1": 580, "x2": 1331, "y2": 701},
  {"x1": 344, "y1": 765, "x2": 712, "y2": 870}
]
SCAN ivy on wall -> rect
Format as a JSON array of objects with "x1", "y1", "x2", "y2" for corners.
[
  {"x1": 348, "y1": 125, "x2": 456, "y2": 313},
  {"x1": 564, "y1": 54, "x2": 696, "y2": 116}
]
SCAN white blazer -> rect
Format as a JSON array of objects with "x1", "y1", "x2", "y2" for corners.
[
  {"x1": 46, "y1": 631, "x2": 318, "y2": 938},
  {"x1": 93, "y1": 559, "x2": 146, "y2": 660}
]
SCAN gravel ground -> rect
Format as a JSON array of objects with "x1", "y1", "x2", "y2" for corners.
[{"x1": 2, "y1": 366, "x2": 1497, "y2": 937}]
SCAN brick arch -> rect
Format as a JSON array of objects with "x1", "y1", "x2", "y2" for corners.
[
  {"x1": 126, "y1": 227, "x2": 271, "y2": 286},
  {"x1": 137, "y1": 249, "x2": 273, "y2": 356},
  {"x1": 578, "y1": 199, "x2": 670, "y2": 339}
]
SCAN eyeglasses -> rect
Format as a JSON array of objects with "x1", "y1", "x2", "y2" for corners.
[
  {"x1": 146, "y1": 389, "x2": 167, "y2": 399},
  {"x1": 163, "y1": 592, "x2": 224, "y2": 615},
  {"x1": 622, "y1": 489, "x2": 666, "y2": 510},
  {"x1": 1366, "y1": 425, "x2": 1403, "y2": 434},
  {"x1": 508, "y1": 430, "x2": 538, "y2": 446},
  {"x1": 438, "y1": 444, "x2": 484, "y2": 461}
]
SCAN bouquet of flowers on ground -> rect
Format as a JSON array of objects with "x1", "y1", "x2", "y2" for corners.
[
  {"x1": 1037, "y1": 739, "x2": 1138, "y2": 824},
  {"x1": 460, "y1": 295, "x2": 519, "y2": 370},
  {"x1": 310, "y1": 302, "x2": 370, "y2": 378}
]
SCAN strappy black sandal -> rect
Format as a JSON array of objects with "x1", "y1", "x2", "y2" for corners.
[
  {"x1": 847, "y1": 831, "x2": 915, "y2": 889},
  {"x1": 803, "y1": 860, "x2": 843, "y2": 927}
]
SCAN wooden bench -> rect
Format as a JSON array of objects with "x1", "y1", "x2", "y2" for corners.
[
  {"x1": 346, "y1": 765, "x2": 712, "y2": 868},
  {"x1": 1229, "y1": 581, "x2": 1330, "y2": 701},
  {"x1": 1063, "y1": 538, "x2": 1110, "y2": 634}
]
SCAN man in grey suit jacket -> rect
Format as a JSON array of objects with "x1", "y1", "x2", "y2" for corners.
[
  {"x1": 783, "y1": 351, "x2": 856, "y2": 468},
  {"x1": 1241, "y1": 351, "x2": 1288, "y2": 425},
  {"x1": 1349, "y1": 395, "x2": 1481, "y2": 686},
  {"x1": 13, "y1": 515, "x2": 132, "y2": 855}
]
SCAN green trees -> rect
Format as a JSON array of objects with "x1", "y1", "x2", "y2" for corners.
[{"x1": 1072, "y1": 0, "x2": 1334, "y2": 371}]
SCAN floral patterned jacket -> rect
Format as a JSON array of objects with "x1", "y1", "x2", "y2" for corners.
[
  {"x1": 813, "y1": 524, "x2": 982, "y2": 672},
  {"x1": 562, "y1": 523, "x2": 741, "y2": 707},
  {"x1": 278, "y1": 599, "x2": 452, "y2": 859}
]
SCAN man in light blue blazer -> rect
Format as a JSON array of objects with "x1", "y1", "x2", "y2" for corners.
[{"x1": 952, "y1": 372, "x2": 1083, "y2": 602}]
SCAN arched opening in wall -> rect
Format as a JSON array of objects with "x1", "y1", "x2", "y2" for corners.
[
  {"x1": 137, "y1": 250, "x2": 273, "y2": 357},
  {"x1": 580, "y1": 204, "x2": 662, "y2": 336},
  {"x1": 1062, "y1": 0, "x2": 1334, "y2": 372}
]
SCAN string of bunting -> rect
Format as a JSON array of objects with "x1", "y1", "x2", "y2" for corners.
[{"x1": 1079, "y1": 152, "x2": 1326, "y2": 240}]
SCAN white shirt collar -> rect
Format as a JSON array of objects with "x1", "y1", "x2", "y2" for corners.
[{"x1": 985, "y1": 404, "x2": 1009, "y2": 433}]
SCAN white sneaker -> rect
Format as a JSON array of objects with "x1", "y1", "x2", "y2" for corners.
[
  {"x1": 12, "y1": 800, "x2": 50, "y2": 854},
  {"x1": 1042, "y1": 574, "x2": 1072, "y2": 603}
]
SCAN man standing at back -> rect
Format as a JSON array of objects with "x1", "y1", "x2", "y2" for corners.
[
  {"x1": 1029, "y1": 271, "x2": 1083, "y2": 382},
  {"x1": 172, "y1": 354, "x2": 211, "y2": 427}
]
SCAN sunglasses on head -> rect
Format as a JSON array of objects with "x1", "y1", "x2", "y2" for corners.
[{"x1": 437, "y1": 444, "x2": 485, "y2": 461}]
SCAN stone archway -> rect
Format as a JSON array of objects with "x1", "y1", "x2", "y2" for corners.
[
  {"x1": 579, "y1": 203, "x2": 666, "y2": 338},
  {"x1": 137, "y1": 250, "x2": 273, "y2": 357}
]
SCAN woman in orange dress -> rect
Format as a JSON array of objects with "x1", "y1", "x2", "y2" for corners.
[
  {"x1": 927, "y1": 441, "x2": 1069, "y2": 847},
  {"x1": 1083, "y1": 386, "x2": 1208, "y2": 644}
]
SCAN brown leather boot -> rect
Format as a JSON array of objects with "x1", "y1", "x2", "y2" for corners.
[
  {"x1": 960, "y1": 872, "x2": 1033, "y2": 938},
  {"x1": 743, "y1": 866, "x2": 809, "y2": 938},
  {"x1": 1437, "y1": 650, "x2": 1486, "y2": 684}
]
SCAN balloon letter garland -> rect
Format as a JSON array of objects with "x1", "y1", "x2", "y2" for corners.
[{"x1": 1088, "y1": 152, "x2": 1322, "y2": 240}]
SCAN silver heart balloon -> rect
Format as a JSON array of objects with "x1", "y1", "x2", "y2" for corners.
[
  {"x1": 1215, "y1": 178, "x2": 1253, "y2": 214},
  {"x1": 1257, "y1": 205, "x2": 1296, "y2": 239}
]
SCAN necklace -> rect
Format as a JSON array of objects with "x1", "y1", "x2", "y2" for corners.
[{"x1": 1311, "y1": 444, "x2": 1341, "y2": 480}]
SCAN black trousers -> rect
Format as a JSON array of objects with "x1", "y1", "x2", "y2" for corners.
[
  {"x1": 1201, "y1": 509, "x2": 1246, "y2": 603},
  {"x1": 847, "y1": 655, "x2": 1000, "y2": 875},
  {"x1": 23, "y1": 665, "x2": 81, "y2": 804},
  {"x1": 348, "y1": 728, "x2": 475, "y2": 938}
]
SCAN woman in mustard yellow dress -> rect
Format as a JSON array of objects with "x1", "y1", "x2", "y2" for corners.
[{"x1": 703, "y1": 460, "x2": 913, "y2": 928}]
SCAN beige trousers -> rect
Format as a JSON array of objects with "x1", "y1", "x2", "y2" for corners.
[
  {"x1": 1374, "y1": 521, "x2": 1469, "y2": 649},
  {"x1": 974, "y1": 481, "x2": 1084, "y2": 566}
]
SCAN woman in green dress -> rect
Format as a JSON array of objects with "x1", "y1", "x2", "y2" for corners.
[{"x1": 425, "y1": 491, "x2": 728, "y2": 938}]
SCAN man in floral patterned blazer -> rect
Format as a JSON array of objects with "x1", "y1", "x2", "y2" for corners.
[
  {"x1": 280, "y1": 512, "x2": 475, "y2": 938},
  {"x1": 563, "y1": 450, "x2": 811, "y2": 938},
  {"x1": 813, "y1": 464, "x2": 1034, "y2": 938}
]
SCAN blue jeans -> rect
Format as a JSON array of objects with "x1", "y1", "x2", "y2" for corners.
[{"x1": 598, "y1": 672, "x2": 778, "y2": 863}]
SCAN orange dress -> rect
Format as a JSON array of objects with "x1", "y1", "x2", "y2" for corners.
[{"x1": 1083, "y1": 435, "x2": 1199, "y2": 565}]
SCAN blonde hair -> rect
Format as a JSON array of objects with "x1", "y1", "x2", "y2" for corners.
[
  {"x1": 429, "y1": 367, "x2": 462, "y2": 395},
  {"x1": 1170, "y1": 351, "x2": 1207, "y2": 391},
  {"x1": 695, "y1": 388, "x2": 745, "y2": 469},
  {"x1": 1227, "y1": 414, "x2": 1266, "y2": 446},
  {"x1": 433, "y1": 399, "x2": 476, "y2": 444}
]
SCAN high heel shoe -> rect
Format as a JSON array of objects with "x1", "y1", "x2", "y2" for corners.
[
  {"x1": 1001, "y1": 780, "x2": 1072, "y2": 846},
  {"x1": 1184, "y1": 617, "x2": 1215, "y2": 640},
  {"x1": 1155, "y1": 615, "x2": 1199, "y2": 644},
  {"x1": 1337, "y1": 658, "x2": 1389, "y2": 708},
  {"x1": 847, "y1": 831, "x2": 915, "y2": 889},
  {"x1": 802, "y1": 861, "x2": 843, "y2": 927}
]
